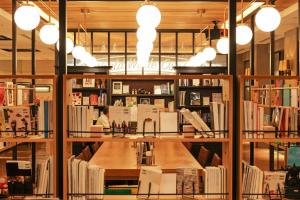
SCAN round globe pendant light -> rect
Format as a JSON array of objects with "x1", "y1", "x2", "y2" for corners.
[
  {"x1": 136, "y1": 4, "x2": 161, "y2": 28},
  {"x1": 87, "y1": 56, "x2": 97, "y2": 67},
  {"x1": 80, "y1": 51, "x2": 92, "y2": 64},
  {"x1": 72, "y1": 45, "x2": 85, "y2": 60},
  {"x1": 137, "y1": 41, "x2": 154, "y2": 53},
  {"x1": 195, "y1": 52, "x2": 207, "y2": 65},
  {"x1": 255, "y1": 6, "x2": 281, "y2": 32},
  {"x1": 40, "y1": 23, "x2": 59, "y2": 45},
  {"x1": 56, "y1": 38, "x2": 74, "y2": 54},
  {"x1": 216, "y1": 37, "x2": 229, "y2": 54},
  {"x1": 137, "y1": 27, "x2": 157, "y2": 42},
  {"x1": 203, "y1": 47, "x2": 217, "y2": 61},
  {"x1": 236, "y1": 24, "x2": 253, "y2": 45},
  {"x1": 14, "y1": 4, "x2": 40, "y2": 31}
]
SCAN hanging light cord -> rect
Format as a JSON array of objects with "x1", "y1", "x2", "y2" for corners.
[
  {"x1": 223, "y1": 7, "x2": 228, "y2": 37},
  {"x1": 48, "y1": 0, "x2": 51, "y2": 23},
  {"x1": 241, "y1": 0, "x2": 244, "y2": 23}
]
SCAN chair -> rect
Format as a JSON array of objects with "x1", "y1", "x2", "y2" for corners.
[
  {"x1": 183, "y1": 142, "x2": 192, "y2": 152},
  {"x1": 197, "y1": 146, "x2": 210, "y2": 167},
  {"x1": 82, "y1": 146, "x2": 93, "y2": 161},
  {"x1": 211, "y1": 153, "x2": 222, "y2": 167}
]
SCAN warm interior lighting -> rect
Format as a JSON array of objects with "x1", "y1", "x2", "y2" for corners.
[
  {"x1": 14, "y1": 4, "x2": 40, "y2": 31},
  {"x1": 255, "y1": 5, "x2": 281, "y2": 32},
  {"x1": 136, "y1": 27, "x2": 157, "y2": 42},
  {"x1": 40, "y1": 23, "x2": 59, "y2": 45},
  {"x1": 136, "y1": 3, "x2": 161, "y2": 28},
  {"x1": 217, "y1": 37, "x2": 229, "y2": 54},
  {"x1": 72, "y1": 45, "x2": 85, "y2": 60},
  {"x1": 236, "y1": 24, "x2": 253, "y2": 45},
  {"x1": 56, "y1": 38, "x2": 74, "y2": 54},
  {"x1": 203, "y1": 47, "x2": 217, "y2": 61}
]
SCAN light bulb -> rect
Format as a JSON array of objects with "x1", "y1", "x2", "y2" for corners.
[
  {"x1": 255, "y1": 6, "x2": 281, "y2": 32},
  {"x1": 14, "y1": 4, "x2": 40, "y2": 31},
  {"x1": 81, "y1": 51, "x2": 92, "y2": 64},
  {"x1": 137, "y1": 27, "x2": 157, "y2": 42},
  {"x1": 40, "y1": 23, "x2": 59, "y2": 45},
  {"x1": 136, "y1": 4, "x2": 161, "y2": 28},
  {"x1": 195, "y1": 52, "x2": 207, "y2": 64},
  {"x1": 203, "y1": 47, "x2": 217, "y2": 61},
  {"x1": 72, "y1": 45, "x2": 85, "y2": 60},
  {"x1": 137, "y1": 41, "x2": 153, "y2": 53},
  {"x1": 56, "y1": 38, "x2": 74, "y2": 54},
  {"x1": 216, "y1": 37, "x2": 229, "y2": 54},
  {"x1": 187, "y1": 56, "x2": 198, "y2": 66},
  {"x1": 236, "y1": 24, "x2": 253, "y2": 45},
  {"x1": 87, "y1": 56, "x2": 97, "y2": 67}
]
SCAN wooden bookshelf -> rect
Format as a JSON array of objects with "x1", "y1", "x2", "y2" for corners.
[
  {"x1": 238, "y1": 75, "x2": 300, "y2": 200},
  {"x1": 0, "y1": 75, "x2": 57, "y2": 198},
  {"x1": 63, "y1": 74, "x2": 233, "y2": 200}
]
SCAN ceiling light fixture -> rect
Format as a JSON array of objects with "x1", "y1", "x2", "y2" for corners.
[
  {"x1": 56, "y1": 37, "x2": 74, "y2": 54},
  {"x1": 236, "y1": 0, "x2": 252, "y2": 45},
  {"x1": 136, "y1": 0, "x2": 161, "y2": 28},
  {"x1": 255, "y1": 1, "x2": 281, "y2": 32},
  {"x1": 14, "y1": 1, "x2": 40, "y2": 31},
  {"x1": 217, "y1": 8, "x2": 229, "y2": 54},
  {"x1": 203, "y1": 27, "x2": 217, "y2": 61}
]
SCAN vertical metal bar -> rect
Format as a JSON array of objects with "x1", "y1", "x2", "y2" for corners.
[
  {"x1": 270, "y1": 31, "x2": 275, "y2": 75},
  {"x1": 58, "y1": 0, "x2": 67, "y2": 198},
  {"x1": 125, "y1": 32, "x2": 127, "y2": 75},
  {"x1": 31, "y1": 29, "x2": 36, "y2": 183},
  {"x1": 269, "y1": 145, "x2": 275, "y2": 171},
  {"x1": 192, "y1": 32, "x2": 195, "y2": 55},
  {"x1": 74, "y1": 31, "x2": 76, "y2": 67},
  {"x1": 175, "y1": 32, "x2": 178, "y2": 66},
  {"x1": 91, "y1": 32, "x2": 94, "y2": 55},
  {"x1": 249, "y1": 15, "x2": 255, "y2": 166},
  {"x1": 12, "y1": 0, "x2": 17, "y2": 161},
  {"x1": 159, "y1": 32, "x2": 161, "y2": 75},
  {"x1": 108, "y1": 32, "x2": 111, "y2": 66},
  {"x1": 229, "y1": 1, "x2": 237, "y2": 200}
]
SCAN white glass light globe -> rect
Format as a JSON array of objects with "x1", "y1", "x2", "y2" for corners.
[
  {"x1": 195, "y1": 52, "x2": 207, "y2": 64},
  {"x1": 203, "y1": 47, "x2": 217, "y2": 61},
  {"x1": 187, "y1": 56, "x2": 198, "y2": 66},
  {"x1": 137, "y1": 27, "x2": 157, "y2": 42},
  {"x1": 216, "y1": 37, "x2": 229, "y2": 54},
  {"x1": 14, "y1": 4, "x2": 40, "y2": 31},
  {"x1": 236, "y1": 24, "x2": 253, "y2": 45},
  {"x1": 81, "y1": 51, "x2": 92, "y2": 64},
  {"x1": 87, "y1": 56, "x2": 97, "y2": 67},
  {"x1": 40, "y1": 23, "x2": 59, "y2": 45},
  {"x1": 137, "y1": 41, "x2": 153, "y2": 53},
  {"x1": 136, "y1": 4, "x2": 161, "y2": 28},
  {"x1": 72, "y1": 45, "x2": 85, "y2": 59},
  {"x1": 56, "y1": 38, "x2": 74, "y2": 54},
  {"x1": 255, "y1": 6, "x2": 281, "y2": 32}
]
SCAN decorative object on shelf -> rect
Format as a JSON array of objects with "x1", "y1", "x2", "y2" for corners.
[
  {"x1": 112, "y1": 82, "x2": 123, "y2": 94},
  {"x1": 255, "y1": 3, "x2": 281, "y2": 32},
  {"x1": 82, "y1": 96, "x2": 89, "y2": 106},
  {"x1": 14, "y1": 3, "x2": 40, "y2": 31},
  {"x1": 72, "y1": 92, "x2": 82, "y2": 105},
  {"x1": 154, "y1": 85, "x2": 162, "y2": 95},
  {"x1": 126, "y1": 97, "x2": 137, "y2": 107},
  {"x1": 236, "y1": 0, "x2": 252, "y2": 45},
  {"x1": 190, "y1": 92, "x2": 201, "y2": 106},
  {"x1": 122, "y1": 85, "x2": 130, "y2": 94},
  {"x1": 140, "y1": 98, "x2": 151, "y2": 105},
  {"x1": 83, "y1": 74, "x2": 95, "y2": 88}
]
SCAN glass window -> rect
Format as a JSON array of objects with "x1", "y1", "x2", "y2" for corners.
[
  {"x1": 178, "y1": 33, "x2": 193, "y2": 53},
  {"x1": 93, "y1": 32, "x2": 108, "y2": 53},
  {"x1": 127, "y1": 32, "x2": 137, "y2": 53},
  {"x1": 161, "y1": 33, "x2": 176, "y2": 53},
  {"x1": 110, "y1": 54, "x2": 125, "y2": 74},
  {"x1": 110, "y1": 32, "x2": 125, "y2": 53},
  {"x1": 161, "y1": 55, "x2": 176, "y2": 74}
]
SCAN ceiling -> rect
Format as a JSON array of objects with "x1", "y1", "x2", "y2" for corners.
[{"x1": 0, "y1": 0, "x2": 298, "y2": 61}]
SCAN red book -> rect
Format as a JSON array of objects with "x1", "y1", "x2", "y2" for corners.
[{"x1": 90, "y1": 94, "x2": 98, "y2": 105}]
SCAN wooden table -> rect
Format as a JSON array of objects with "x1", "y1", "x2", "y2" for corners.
[{"x1": 89, "y1": 141, "x2": 203, "y2": 180}]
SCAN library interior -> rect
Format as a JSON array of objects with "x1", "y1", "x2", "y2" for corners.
[{"x1": 0, "y1": 0, "x2": 300, "y2": 199}]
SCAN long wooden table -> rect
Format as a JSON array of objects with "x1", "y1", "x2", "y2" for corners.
[{"x1": 89, "y1": 141, "x2": 203, "y2": 180}]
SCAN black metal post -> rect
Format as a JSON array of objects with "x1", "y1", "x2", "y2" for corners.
[
  {"x1": 125, "y1": 32, "x2": 127, "y2": 74},
  {"x1": 12, "y1": 0, "x2": 17, "y2": 160},
  {"x1": 175, "y1": 32, "x2": 178, "y2": 66},
  {"x1": 158, "y1": 32, "x2": 161, "y2": 75},
  {"x1": 249, "y1": 15, "x2": 255, "y2": 166},
  {"x1": 229, "y1": 0, "x2": 237, "y2": 200},
  {"x1": 270, "y1": 31, "x2": 275, "y2": 75},
  {"x1": 31, "y1": 29, "x2": 36, "y2": 183},
  {"x1": 58, "y1": 0, "x2": 67, "y2": 198},
  {"x1": 298, "y1": 0, "x2": 300, "y2": 75}
]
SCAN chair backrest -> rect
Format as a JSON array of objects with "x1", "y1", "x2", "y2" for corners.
[
  {"x1": 197, "y1": 146, "x2": 210, "y2": 167},
  {"x1": 82, "y1": 146, "x2": 93, "y2": 161},
  {"x1": 211, "y1": 153, "x2": 222, "y2": 167},
  {"x1": 183, "y1": 142, "x2": 192, "y2": 152}
]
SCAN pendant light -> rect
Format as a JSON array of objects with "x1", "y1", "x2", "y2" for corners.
[
  {"x1": 236, "y1": 0, "x2": 252, "y2": 45},
  {"x1": 217, "y1": 8, "x2": 229, "y2": 54},
  {"x1": 136, "y1": 27, "x2": 157, "y2": 42},
  {"x1": 40, "y1": 0, "x2": 59, "y2": 45},
  {"x1": 56, "y1": 37, "x2": 74, "y2": 54},
  {"x1": 72, "y1": 25, "x2": 85, "y2": 60},
  {"x1": 255, "y1": 1, "x2": 281, "y2": 32},
  {"x1": 14, "y1": 1, "x2": 40, "y2": 31},
  {"x1": 136, "y1": 0, "x2": 161, "y2": 28},
  {"x1": 203, "y1": 27, "x2": 217, "y2": 61}
]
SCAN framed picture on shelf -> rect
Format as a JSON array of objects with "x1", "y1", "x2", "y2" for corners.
[
  {"x1": 83, "y1": 73, "x2": 95, "y2": 88},
  {"x1": 112, "y1": 82, "x2": 123, "y2": 94},
  {"x1": 190, "y1": 92, "x2": 201, "y2": 105},
  {"x1": 202, "y1": 96, "x2": 210, "y2": 106},
  {"x1": 154, "y1": 85, "x2": 162, "y2": 95},
  {"x1": 82, "y1": 96, "x2": 90, "y2": 105},
  {"x1": 72, "y1": 92, "x2": 82, "y2": 105},
  {"x1": 6, "y1": 82, "x2": 14, "y2": 106},
  {"x1": 140, "y1": 98, "x2": 150, "y2": 105},
  {"x1": 123, "y1": 85, "x2": 130, "y2": 94}
]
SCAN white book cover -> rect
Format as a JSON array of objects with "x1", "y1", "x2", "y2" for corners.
[
  {"x1": 137, "y1": 104, "x2": 160, "y2": 134},
  {"x1": 218, "y1": 103, "x2": 225, "y2": 138},
  {"x1": 16, "y1": 85, "x2": 25, "y2": 106},
  {"x1": 159, "y1": 112, "x2": 178, "y2": 134},
  {"x1": 159, "y1": 173, "x2": 176, "y2": 195},
  {"x1": 191, "y1": 111, "x2": 213, "y2": 137}
]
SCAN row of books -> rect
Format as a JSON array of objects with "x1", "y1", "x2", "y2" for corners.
[
  {"x1": 242, "y1": 164, "x2": 286, "y2": 199},
  {"x1": 72, "y1": 92, "x2": 107, "y2": 106},
  {"x1": 178, "y1": 92, "x2": 223, "y2": 107},
  {"x1": 68, "y1": 156, "x2": 105, "y2": 200},
  {"x1": 153, "y1": 82, "x2": 174, "y2": 95},
  {"x1": 203, "y1": 166, "x2": 227, "y2": 199},
  {"x1": 35, "y1": 157, "x2": 53, "y2": 195},
  {"x1": 179, "y1": 78, "x2": 222, "y2": 87},
  {"x1": 243, "y1": 100, "x2": 299, "y2": 138},
  {"x1": 38, "y1": 100, "x2": 54, "y2": 138}
]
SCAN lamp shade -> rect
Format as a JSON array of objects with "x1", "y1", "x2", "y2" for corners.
[
  {"x1": 136, "y1": 4, "x2": 161, "y2": 28},
  {"x1": 56, "y1": 38, "x2": 74, "y2": 54},
  {"x1": 40, "y1": 23, "x2": 59, "y2": 45},
  {"x1": 195, "y1": 52, "x2": 207, "y2": 65},
  {"x1": 203, "y1": 47, "x2": 217, "y2": 61},
  {"x1": 87, "y1": 56, "x2": 97, "y2": 67},
  {"x1": 80, "y1": 51, "x2": 92, "y2": 64},
  {"x1": 137, "y1": 27, "x2": 157, "y2": 42},
  {"x1": 72, "y1": 45, "x2": 85, "y2": 59},
  {"x1": 14, "y1": 4, "x2": 40, "y2": 31},
  {"x1": 216, "y1": 37, "x2": 229, "y2": 54},
  {"x1": 137, "y1": 40, "x2": 153, "y2": 53},
  {"x1": 255, "y1": 6, "x2": 281, "y2": 32},
  {"x1": 236, "y1": 24, "x2": 253, "y2": 45}
]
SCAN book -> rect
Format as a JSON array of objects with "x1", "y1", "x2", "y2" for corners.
[
  {"x1": 82, "y1": 96, "x2": 90, "y2": 105},
  {"x1": 192, "y1": 79, "x2": 200, "y2": 86},
  {"x1": 126, "y1": 97, "x2": 137, "y2": 107},
  {"x1": 204, "y1": 166, "x2": 227, "y2": 199},
  {"x1": 122, "y1": 85, "x2": 130, "y2": 94},
  {"x1": 242, "y1": 164, "x2": 263, "y2": 199},
  {"x1": 83, "y1": 74, "x2": 95, "y2": 88},
  {"x1": 138, "y1": 166, "x2": 162, "y2": 199},
  {"x1": 137, "y1": 104, "x2": 160, "y2": 134},
  {"x1": 6, "y1": 82, "x2": 14, "y2": 106},
  {"x1": 154, "y1": 99, "x2": 165, "y2": 108},
  {"x1": 90, "y1": 94, "x2": 98, "y2": 105},
  {"x1": 72, "y1": 92, "x2": 82, "y2": 105},
  {"x1": 112, "y1": 82, "x2": 122, "y2": 94},
  {"x1": 263, "y1": 171, "x2": 286, "y2": 196},
  {"x1": 154, "y1": 85, "x2": 162, "y2": 95},
  {"x1": 176, "y1": 168, "x2": 200, "y2": 198},
  {"x1": 159, "y1": 112, "x2": 178, "y2": 134},
  {"x1": 0, "y1": 83, "x2": 5, "y2": 106},
  {"x1": 190, "y1": 92, "x2": 201, "y2": 105},
  {"x1": 160, "y1": 84, "x2": 169, "y2": 94}
]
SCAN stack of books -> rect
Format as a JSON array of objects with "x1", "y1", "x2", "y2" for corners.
[{"x1": 203, "y1": 166, "x2": 227, "y2": 199}]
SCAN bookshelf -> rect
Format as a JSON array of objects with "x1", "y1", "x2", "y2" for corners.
[
  {"x1": 0, "y1": 75, "x2": 57, "y2": 198},
  {"x1": 238, "y1": 75, "x2": 300, "y2": 200},
  {"x1": 63, "y1": 74, "x2": 233, "y2": 200}
]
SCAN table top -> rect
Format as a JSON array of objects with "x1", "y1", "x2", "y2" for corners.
[{"x1": 89, "y1": 141, "x2": 202, "y2": 172}]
